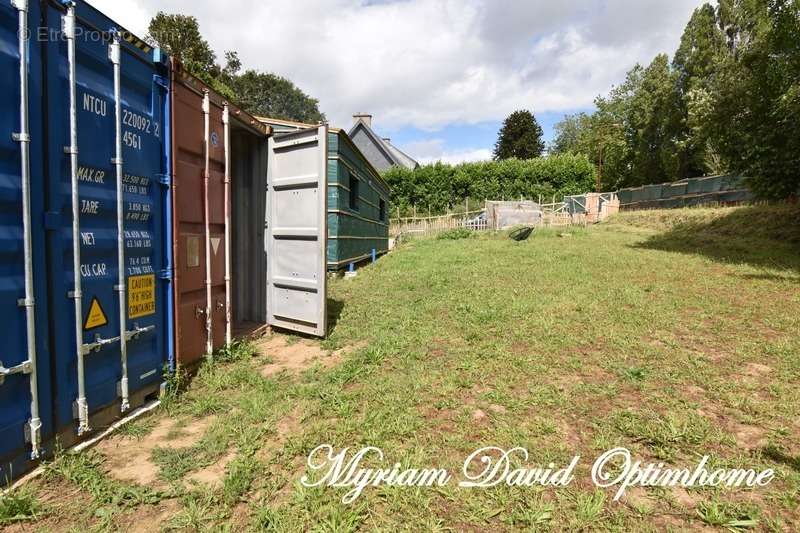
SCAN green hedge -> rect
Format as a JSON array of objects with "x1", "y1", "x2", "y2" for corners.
[{"x1": 383, "y1": 154, "x2": 596, "y2": 216}]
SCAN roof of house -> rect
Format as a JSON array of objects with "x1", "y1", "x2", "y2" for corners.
[{"x1": 348, "y1": 119, "x2": 419, "y2": 169}]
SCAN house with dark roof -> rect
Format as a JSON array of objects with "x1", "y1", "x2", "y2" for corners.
[{"x1": 348, "y1": 113, "x2": 419, "y2": 172}]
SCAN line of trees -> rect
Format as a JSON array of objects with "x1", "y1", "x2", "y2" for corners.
[
  {"x1": 550, "y1": 1, "x2": 799, "y2": 200},
  {"x1": 147, "y1": 13, "x2": 325, "y2": 123}
]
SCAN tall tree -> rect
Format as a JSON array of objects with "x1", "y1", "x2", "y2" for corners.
[
  {"x1": 147, "y1": 12, "x2": 325, "y2": 123},
  {"x1": 493, "y1": 110, "x2": 545, "y2": 160},
  {"x1": 550, "y1": 112, "x2": 592, "y2": 154},
  {"x1": 232, "y1": 71, "x2": 325, "y2": 123},
  {"x1": 707, "y1": 0, "x2": 800, "y2": 199},
  {"x1": 673, "y1": 3, "x2": 728, "y2": 176},
  {"x1": 626, "y1": 54, "x2": 683, "y2": 185},
  {"x1": 147, "y1": 12, "x2": 237, "y2": 98},
  {"x1": 147, "y1": 13, "x2": 215, "y2": 76}
]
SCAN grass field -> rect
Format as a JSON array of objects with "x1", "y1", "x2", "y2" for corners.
[{"x1": 3, "y1": 204, "x2": 799, "y2": 532}]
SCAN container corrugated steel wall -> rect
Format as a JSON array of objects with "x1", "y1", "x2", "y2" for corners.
[
  {"x1": 171, "y1": 63, "x2": 269, "y2": 367},
  {"x1": 1, "y1": 0, "x2": 171, "y2": 481},
  {"x1": 1, "y1": 0, "x2": 53, "y2": 480},
  {"x1": 171, "y1": 65, "x2": 226, "y2": 367},
  {"x1": 255, "y1": 118, "x2": 392, "y2": 271},
  {"x1": 44, "y1": 0, "x2": 171, "y2": 447},
  {"x1": 327, "y1": 129, "x2": 390, "y2": 270}
]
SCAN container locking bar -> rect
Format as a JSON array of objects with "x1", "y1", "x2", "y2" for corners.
[
  {"x1": 222, "y1": 104, "x2": 232, "y2": 345},
  {"x1": 202, "y1": 90, "x2": 213, "y2": 357},
  {"x1": 0, "y1": 359, "x2": 32, "y2": 386},
  {"x1": 80, "y1": 325, "x2": 155, "y2": 355},
  {"x1": 81, "y1": 334, "x2": 119, "y2": 355},
  {"x1": 13, "y1": 0, "x2": 42, "y2": 458},
  {"x1": 64, "y1": 2, "x2": 90, "y2": 436},
  {"x1": 110, "y1": 31, "x2": 130, "y2": 413}
]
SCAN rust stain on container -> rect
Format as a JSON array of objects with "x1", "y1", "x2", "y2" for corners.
[{"x1": 170, "y1": 59, "x2": 269, "y2": 368}]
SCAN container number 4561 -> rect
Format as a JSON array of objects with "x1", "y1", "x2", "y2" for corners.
[{"x1": 123, "y1": 131, "x2": 142, "y2": 150}]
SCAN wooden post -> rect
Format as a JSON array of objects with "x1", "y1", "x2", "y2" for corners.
[{"x1": 465, "y1": 196, "x2": 468, "y2": 214}]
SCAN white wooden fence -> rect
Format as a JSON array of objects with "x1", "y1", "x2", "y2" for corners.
[
  {"x1": 390, "y1": 210, "x2": 487, "y2": 237},
  {"x1": 390, "y1": 202, "x2": 586, "y2": 237}
]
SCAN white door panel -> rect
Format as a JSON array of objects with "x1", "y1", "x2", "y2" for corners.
[{"x1": 266, "y1": 125, "x2": 327, "y2": 336}]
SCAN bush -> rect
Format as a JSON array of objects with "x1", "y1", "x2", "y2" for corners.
[
  {"x1": 383, "y1": 153, "x2": 595, "y2": 216},
  {"x1": 437, "y1": 228, "x2": 473, "y2": 240}
]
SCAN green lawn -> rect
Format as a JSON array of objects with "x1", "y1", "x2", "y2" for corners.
[{"x1": 3, "y1": 204, "x2": 799, "y2": 532}]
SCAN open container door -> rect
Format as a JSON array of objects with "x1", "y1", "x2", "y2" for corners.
[{"x1": 266, "y1": 125, "x2": 328, "y2": 337}]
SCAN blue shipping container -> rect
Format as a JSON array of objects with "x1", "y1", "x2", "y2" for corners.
[
  {"x1": 1, "y1": 0, "x2": 171, "y2": 481},
  {"x1": 1, "y1": 0, "x2": 53, "y2": 481}
]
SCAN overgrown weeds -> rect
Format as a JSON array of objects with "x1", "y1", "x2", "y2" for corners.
[{"x1": 0, "y1": 487, "x2": 42, "y2": 525}]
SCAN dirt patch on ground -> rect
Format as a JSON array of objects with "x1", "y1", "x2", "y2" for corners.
[
  {"x1": 555, "y1": 418, "x2": 583, "y2": 448},
  {"x1": 670, "y1": 487, "x2": 703, "y2": 509},
  {"x1": 742, "y1": 362, "x2": 772, "y2": 383},
  {"x1": 124, "y1": 498, "x2": 182, "y2": 533},
  {"x1": 697, "y1": 404, "x2": 767, "y2": 451},
  {"x1": 187, "y1": 450, "x2": 237, "y2": 487},
  {"x1": 95, "y1": 415, "x2": 214, "y2": 486},
  {"x1": 257, "y1": 335, "x2": 345, "y2": 377},
  {"x1": 255, "y1": 408, "x2": 303, "y2": 463},
  {"x1": 731, "y1": 422, "x2": 768, "y2": 450}
]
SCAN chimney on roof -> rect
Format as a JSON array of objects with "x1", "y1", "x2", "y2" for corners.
[{"x1": 353, "y1": 113, "x2": 372, "y2": 127}]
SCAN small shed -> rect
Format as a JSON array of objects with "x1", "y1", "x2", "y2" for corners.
[{"x1": 257, "y1": 118, "x2": 391, "y2": 270}]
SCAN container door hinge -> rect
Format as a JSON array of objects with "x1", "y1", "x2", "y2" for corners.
[
  {"x1": 24, "y1": 417, "x2": 42, "y2": 459},
  {"x1": 157, "y1": 173, "x2": 172, "y2": 187},
  {"x1": 44, "y1": 211, "x2": 62, "y2": 230},
  {"x1": 158, "y1": 269, "x2": 172, "y2": 280},
  {"x1": 153, "y1": 74, "x2": 168, "y2": 89},
  {"x1": 12, "y1": 132, "x2": 30, "y2": 143},
  {"x1": 72, "y1": 399, "x2": 91, "y2": 433}
]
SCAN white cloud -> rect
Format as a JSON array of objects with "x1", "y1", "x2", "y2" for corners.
[
  {"x1": 85, "y1": 0, "x2": 151, "y2": 37},
  {"x1": 405, "y1": 138, "x2": 492, "y2": 164},
  {"x1": 87, "y1": 0, "x2": 704, "y2": 132}
]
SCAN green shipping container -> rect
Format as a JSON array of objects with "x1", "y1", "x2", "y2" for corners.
[
  {"x1": 326, "y1": 128, "x2": 390, "y2": 270},
  {"x1": 256, "y1": 118, "x2": 390, "y2": 270}
]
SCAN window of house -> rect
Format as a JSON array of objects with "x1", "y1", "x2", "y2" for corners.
[
  {"x1": 379, "y1": 198, "x2": 386, "y2": 222},
  {"x1": 349, "y1": 173, "x2": 360, "y2": 211}
]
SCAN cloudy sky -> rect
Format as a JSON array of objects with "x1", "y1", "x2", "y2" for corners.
[{"x1": 87, "y1": 0, "x2": 706, "y2": 164}]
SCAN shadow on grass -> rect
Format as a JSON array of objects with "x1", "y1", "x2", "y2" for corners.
[
  {"x1": 630, "y1": 205, "x2": 800, "y2": 273},
  {"x1": 327, "y1": 297, "x2": 345, "y2": 335},
  {"x1": 763, "y1": 445, "x2": 800, "y2": 473}
]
